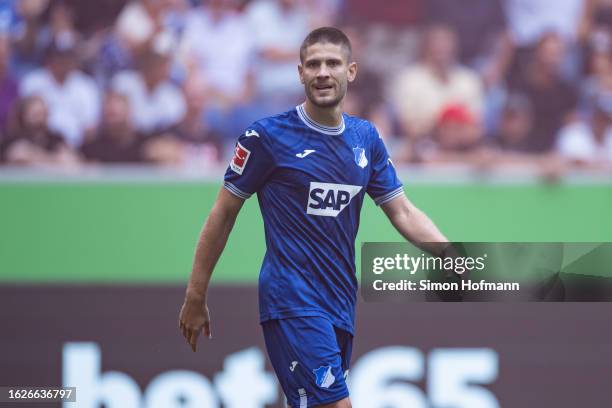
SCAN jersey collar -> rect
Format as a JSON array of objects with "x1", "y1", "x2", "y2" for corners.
[{"x1": 296, "y1": 104, "x2": 345, "y2": 136}]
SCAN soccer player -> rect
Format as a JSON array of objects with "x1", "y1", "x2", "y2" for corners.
[{"x1": 179, "y1": 27, "x2": 449, "y2": 408}]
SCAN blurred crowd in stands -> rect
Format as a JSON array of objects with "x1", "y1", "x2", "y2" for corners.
[{"x1": 0, "y1": 0, "x2": 611, "y2": 174}]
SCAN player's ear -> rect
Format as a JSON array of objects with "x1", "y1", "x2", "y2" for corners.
[
  {"x1": 347, "y1": 61, "x2": 357, "y2": 83},
  {"x1": 298, "y1": 64, "x2": 304, "y2": 84}
]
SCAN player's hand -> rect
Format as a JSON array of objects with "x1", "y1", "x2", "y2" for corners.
[{"x1": 178, "y1": 296, "x2": 211, "y2": 352}]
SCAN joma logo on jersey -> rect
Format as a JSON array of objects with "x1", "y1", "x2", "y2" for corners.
[{"x1": 307, "y1": 182, "x2": 362, "y2": 217}]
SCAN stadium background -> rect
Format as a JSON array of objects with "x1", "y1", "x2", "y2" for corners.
[{"x1": 1, "y1": 0, "x2": 612, "y2": 407}]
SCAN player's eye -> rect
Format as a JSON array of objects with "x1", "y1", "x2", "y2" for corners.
[{"x1": 306, "y1": 61, "x2": 319, "y2": 68}]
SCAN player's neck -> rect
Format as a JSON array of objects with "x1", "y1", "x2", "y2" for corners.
[{"x1": 303, "y1": 100, "x2": 343, "y2": 128}]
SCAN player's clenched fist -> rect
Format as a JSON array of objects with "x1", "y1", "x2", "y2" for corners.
[{"x1": 178, "y1": 296, "x2": 211, "y2": 352}]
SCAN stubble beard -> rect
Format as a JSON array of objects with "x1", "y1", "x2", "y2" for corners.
[{"x1": 305, "y1": 83, "x2": 347, "y2": 109}]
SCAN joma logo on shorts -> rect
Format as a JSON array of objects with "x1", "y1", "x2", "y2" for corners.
[{"x1": 307, "y1": 182, "x2": 362, "y2": 217}]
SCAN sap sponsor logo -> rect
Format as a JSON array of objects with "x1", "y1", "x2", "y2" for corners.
[
  {"x1": 245, "y1": 129, "x2": 259, "y2": 138},
  {"x1": 62, "y1": 342, "x2": 277, "y2": 408},
  {"x1": 307, "y1": 182, "x2": 362, "y2": 217},
  {"x1": 230, "y1": 142, "x2": 250, "y2": 175},
  {"x1": 350, "y1": 347, "x2": 500, "y2": 408}
]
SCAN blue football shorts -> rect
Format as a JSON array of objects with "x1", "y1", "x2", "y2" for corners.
[{"x1": 262, "y1": 316, "x2": 353, "y2": 408}]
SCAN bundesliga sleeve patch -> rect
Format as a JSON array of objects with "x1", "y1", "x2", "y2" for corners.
[{"x1": 230, "y1": 142, "x2": 251, "y2": 175}]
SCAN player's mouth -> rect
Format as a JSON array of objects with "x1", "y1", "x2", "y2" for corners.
[{"x1": 313, "y1": 84, "x2": 334, "y2": 93}]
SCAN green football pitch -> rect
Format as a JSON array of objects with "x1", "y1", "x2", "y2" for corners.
[{"x1": 1, "y1": 181, "x2": 611, "y2": 284}]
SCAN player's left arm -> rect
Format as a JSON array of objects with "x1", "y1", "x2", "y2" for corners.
[
  {"x1": 380, "y1": 192, "x2": 450, "y2": 257},
  {"x1": 367, "y1": 124, "x2": 452, "y2": 257}
]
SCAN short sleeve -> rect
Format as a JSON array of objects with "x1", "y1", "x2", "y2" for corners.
[
  {"x1": 223, "y1": 125, "x2": 275, "y2": 199},
  {"x1": 367, "y1": 128, "x2": 403, "y2": 206}
]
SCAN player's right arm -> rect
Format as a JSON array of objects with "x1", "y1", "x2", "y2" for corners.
[
  {"x1": 179, "y1": 124, "x2": 275, "y2": 352},
  {"x1": 179, "y1": 187, "x2": 245, "y2": 352}
]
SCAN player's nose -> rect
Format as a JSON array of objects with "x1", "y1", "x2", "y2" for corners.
[{"x1": 317, "y1": 64, "x2": 331, "y2": 78}]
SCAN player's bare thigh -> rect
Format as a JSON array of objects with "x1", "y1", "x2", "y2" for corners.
[{"x1": 288, "y1": 397, "x2": 352, "y2": 408}]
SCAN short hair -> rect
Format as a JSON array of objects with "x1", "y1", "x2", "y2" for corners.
[{"x1": 299, "y1": 27, "x2": 352, "y2": 63}]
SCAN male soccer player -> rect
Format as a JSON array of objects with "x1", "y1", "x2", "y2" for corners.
[{"x1": 179, "y1": 27, "x2": 449, "y2": 408}]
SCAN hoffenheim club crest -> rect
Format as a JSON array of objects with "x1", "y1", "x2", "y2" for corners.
[
  {"x1": 353, "y1": 147, "x2": 368, "y2": 168},
  {"x1": 313, "y1": 365, "x2": 336, "y2": 389}
]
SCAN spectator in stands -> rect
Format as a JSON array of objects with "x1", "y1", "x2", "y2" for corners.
[
  {"x1": 11, "y1": 0, "x2": 50, "y2": 72},
  {"x1": 115, "y1": 0, "x2": 171, "y2": 54},
  {"x1": 93, "y1": 0, "x2": 176, "y2": 87},
  {"x1": 505, "y1": 0, "x2": 584, "y2": 48},
  {"x1": 344, "y1": 0, "x2": 424, "y2": 27},
  {"x1": 489, "y1": 93, "x2": 534, "y2": 153},
  {"x1": 556, "y1": 93, "x2": 612, "y2": 168},
  {"x1": 19, "y1": 33, "x2": 100, "y2": 147},
  {"x1": 389, "y1": 24, "x2": 484, "y2": 142},
  {"x1": 37, "y1": 1, "x2": 82, "y2": 57},
  {"x1": 304, "y1": 0, "x2": 343, "y2": 27},
  {"x1": 485, "y1": 93, "x2": 568, "y2": 178},
  {"x1": 580, "y1": 30, "x2": 612, "y2": 119},
  {"x1": 340, "y1": 25, "x2": 393, "y2": 139},
  {"x1": 0, "y1": 34, "x2": 18, "y2": 132},
  {"x1": 509, "y1": 32, "x2": 579, "y2": 153},
  {"x1": 146, "y1": 76, "x2": 224, "y2": 166},
  {"x1": 179, "y1": 0, "x2": 254, "y2": 108},
  {"x1": 578, "y1": 0, "x2": 612, "y2": 56},
  {"x1": 92, "y1": 31, "x2": 135, "y2": 89},
  {"x1": 434, "y1": 104, "x2": 483, "y2": 151},
  {"x1": 0, "y1": 95, "x2": 77, "y2": 165},
  {"x1": 425, "y1": 0, "x2": 506, "y2": 68},
  {"x1": 173, "y1": 76, "x2": 221, "y2": 161},
  {"x1": 504, "y1": 0, "x2": 584, "y2": 83},
  {"x1": 80, "y1": 91, "x2": 151, "y2": 163},
  {"x1": 417, "y1": 103, "x2": 486, "y2": 164},
  {"x1": 245, "y1": 0, "x2": 311, "y2": 113},
  {"x1": 111, "y1": 33, "x2": 186, "y2": 134},
  {"x1": 0, "y1": 0, "x2": 18, "y2": 33},
  {"x1": 579, "y1": 0, "x2": 612, "y2": 36},
  {"x1": 421, "y1": 0, "x2": 514, "y2": 138},
  {"x1": 11, "y1": 0, "x2": 82, "y2": 74},
  {"x1": 422, "y1": 98, "x2": 567, "y2": 177},
  {"x1": 178, "y1": 0, "x2": 256, "y2": 140}
]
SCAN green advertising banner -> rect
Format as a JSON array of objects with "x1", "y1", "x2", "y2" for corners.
[{"x1": 1, "y1": 182, "x2": 611, "y2": 283}]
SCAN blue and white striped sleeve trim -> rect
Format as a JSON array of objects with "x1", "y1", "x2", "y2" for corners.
[
  {"x1": 223, "y1": 181, "x2": 252, "y2": 200},
  {"x1": 373, "y1": 186, "x2": 404, "y2": 206}
]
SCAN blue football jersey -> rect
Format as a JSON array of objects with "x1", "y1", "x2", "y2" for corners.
[{"x1": 223, "y1": 104, "x2": 403, "y2": 334}]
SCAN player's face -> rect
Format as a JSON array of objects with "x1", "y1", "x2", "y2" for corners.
[{"x1": 299, "y1": 42, "x2": 357, "y2": 109}]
